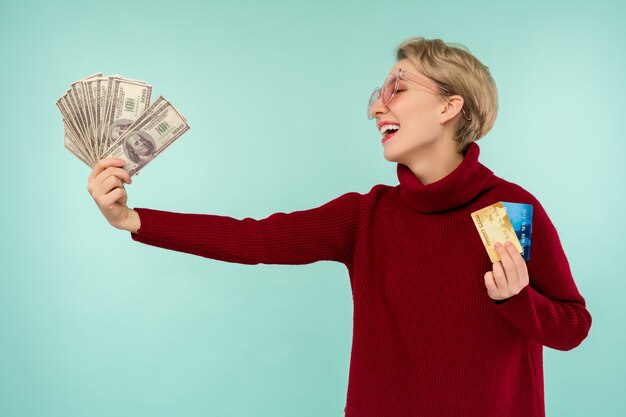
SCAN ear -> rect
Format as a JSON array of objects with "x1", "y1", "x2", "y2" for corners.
[{"x1": 439, "y1": 95, "x2": 465, "y2": 125}]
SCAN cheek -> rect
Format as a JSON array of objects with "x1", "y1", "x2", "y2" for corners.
[
  {"x1": 395, "y1": 96, "x2": 439, "y2": 124},
  {"x1": 403, "y1": 108, "x2": 440, "y2": 136}
]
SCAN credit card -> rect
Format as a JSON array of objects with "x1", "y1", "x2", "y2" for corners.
[
  {"x1": 501, "y1": 202, "x2": 533, "y2": 261},
  {"x1": 471, "y1": 202, "x2": 526, "y2": 263}
]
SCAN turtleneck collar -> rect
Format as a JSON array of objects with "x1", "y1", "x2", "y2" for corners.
[{"x1": 396, "y1": 141, "x2": 494, "y2": 213}]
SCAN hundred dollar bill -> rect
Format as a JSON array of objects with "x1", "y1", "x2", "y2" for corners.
[
  {"x1": 63, "y1": 132, "x2": 95, "y2": 166},
  {"x1": 59, "y1": 101, "x2": 89, "y2": 160},
  {"x1": 58, "y1": 74, "x2": 188, "y2": 173},
  {"x1": 70, "y1": 79, "x2": 97, "y2": 155},
  {"x1": 58, "y1": 91, "x2": 97, "y2": 165},
  {"x1": 102, "y1": 96, "x2": 190, "y2": 176},
  {"x1": 99, "y1": 76, "x2": 152, "y2": 158},
  {"x1": 57, "y1": 73, "x2": 104, "y2": 165},
  {"x1": 63, "y1": 124, "x2": 92, "y2": 168}
]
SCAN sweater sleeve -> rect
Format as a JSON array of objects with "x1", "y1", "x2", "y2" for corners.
[
  {"x1": 128, "y1": 191, "x2": 362, "y2": 266},
  {"x1": 492, "y1": 197, "x2": 592, "y2": 351}
]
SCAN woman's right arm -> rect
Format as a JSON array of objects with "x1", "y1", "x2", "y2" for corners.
[
  {"x1": 128, "y1": 189, "x2": 362, "y2": 266},
  {"x1": 87, "y1": 158, "x2": 364, "y2": 266}
]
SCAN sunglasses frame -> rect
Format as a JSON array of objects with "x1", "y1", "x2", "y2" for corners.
[{"x1": 367, "y1": 68, "x2": 472, "y2": 121}]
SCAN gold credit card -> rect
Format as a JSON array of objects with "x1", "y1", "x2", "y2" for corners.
[{"x1": 471, "y1": 202, "x2": 523, "y2": 263}]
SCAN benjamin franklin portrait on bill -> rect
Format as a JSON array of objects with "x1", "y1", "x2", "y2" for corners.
[{"x1": 123, "y1": 131, "x2": 156, "y2": 164}]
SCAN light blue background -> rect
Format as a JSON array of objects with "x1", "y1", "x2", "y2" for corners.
[{"x1": 1, "y1": 0, "x2": 624, "y2": 416}]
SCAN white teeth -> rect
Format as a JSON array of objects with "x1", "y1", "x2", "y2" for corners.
[{"x1": 380, "y1": 124, "x2": 400, "y2": 134}]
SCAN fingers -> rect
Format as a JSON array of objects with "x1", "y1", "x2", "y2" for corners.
[
  {"x1": 88, "y1": 166, "x2": 132, "y2": 196},
  {"x1": 87, "y1": 162, "x2": 131, "y2": 216},
  {"x1": 88, "y1": 158, "x2": 125, "y2": 182},
  {"x1": 100, "y1": 187, "x2": 127, "y2": 208},
  {"x1": 486, "y1": 240, "x2": 530, "y2": 301},
  {"x1": 86, "y1": 158, "x2": 133, "y2": 229},
  {"x1": 494, "y1": 241, "x2": 519, "y2": 288},
  {"x1": 507, "y1": 243, "x2": 530, "y2": 287},
  {"x1": 95, "y1": 166, "x2": 132, "y2": 186},
  {"x1": 91, "y1": 176, "x2": 125, "y2": 207},
  {"x1": 491, "y1": 260, "x2": 507, "y2": 289},
  {"x1": 100, "y1": 175, "x2": 125, "y2": 196},
  {"x1": 484, "y1": 270, "x2": 497, "y2": 293}
]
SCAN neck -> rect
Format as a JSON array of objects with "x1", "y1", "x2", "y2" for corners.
[
  {"x1": 404, "y1": 139, "x2": 464, "y2": 185},
  {"x1": 396, "y1": 141, "x2": 494, "y2": 213}
]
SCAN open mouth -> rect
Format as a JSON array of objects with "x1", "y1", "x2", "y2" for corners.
[
  {"x1": 380, "y1": 123, "x2": 400, "y2": 141},
  {"x1": 382, "y1": 130, "x2": 398, "y2": 143},
  {"x1": 381, "y1": 126, "x2": 400, "y2": 143},
  {"x1": 383, "y1": 127, "x2": 399, "y2": 136}
]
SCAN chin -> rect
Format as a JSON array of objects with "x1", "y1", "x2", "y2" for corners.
[
  {"x1": 382, "y1": 137, "x2": 413, "y2": 165},
  {"x1": 383, "y1": 147, "x2": 405, "y2": 165},
  {"x1": 383, "y1": 134, "x2": 437, "y2": 165}
]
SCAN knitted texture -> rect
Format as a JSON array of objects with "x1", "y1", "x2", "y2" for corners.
[{"x1": 130, "y1": 142, "x2": 592, "y2": 417}]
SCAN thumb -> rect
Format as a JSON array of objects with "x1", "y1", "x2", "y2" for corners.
[{"x1": 484, "y1": 271, "x2": 496, "y2": 289}]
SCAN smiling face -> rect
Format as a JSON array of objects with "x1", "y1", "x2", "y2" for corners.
[{"x1": 369, "y1": 59, "x2": 454, "y2": 165}]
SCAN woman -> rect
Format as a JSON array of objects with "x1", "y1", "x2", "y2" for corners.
[{"x1": 87, "y1": 37, "x2": 592, "y2": 417}]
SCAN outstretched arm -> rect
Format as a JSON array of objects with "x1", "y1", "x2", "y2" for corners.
[
  {"x1": 129, "y1": 191, "x2": 362, "y2": 266},
  {"x1": 87, "y1": 157, "x2": 362, "y2": 266}
]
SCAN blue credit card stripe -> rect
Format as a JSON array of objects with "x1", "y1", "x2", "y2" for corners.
[{"x1": 501, "y1": 202, "x2": 534, "y2": 260}]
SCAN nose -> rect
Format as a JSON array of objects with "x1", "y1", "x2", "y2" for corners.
[{"x1": 369, "y1": 93, "x2": 388, "y2": 120}]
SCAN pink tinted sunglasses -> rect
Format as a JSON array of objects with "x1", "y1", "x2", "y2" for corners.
[{"x1": 367, "y1": 68, "x2": 472, "y2": 121}]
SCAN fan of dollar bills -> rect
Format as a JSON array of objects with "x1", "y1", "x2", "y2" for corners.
[{"x1": 56, "y1": 73, "x2": 190, "y2": 176}]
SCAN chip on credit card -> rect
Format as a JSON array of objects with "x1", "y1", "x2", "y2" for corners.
[{"x1": 470, "y1": 202, "x2": 534, "y2": 263}]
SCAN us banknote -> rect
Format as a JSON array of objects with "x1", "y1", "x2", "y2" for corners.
[
  {"x1": 102, "y1": 96, "x2": 190, "y2": 176},
  {"x1": 57, "y1": 74, "x2": 188, "y2": 174}
]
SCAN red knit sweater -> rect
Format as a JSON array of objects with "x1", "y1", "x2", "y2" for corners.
[{"x1": 130, "y1": 142, "x2": 591, "y2": 417}]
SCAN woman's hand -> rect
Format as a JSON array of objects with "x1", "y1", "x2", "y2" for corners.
[
  {"x1": 484, "y1": 241, "x2": 529, "y2": 302},
  {"x1": 87, "y1": 158, "x2": 140, "y2": 233}
]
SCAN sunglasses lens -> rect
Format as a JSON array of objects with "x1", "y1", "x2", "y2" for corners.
[
  {"x1": 382, "y1": 75, "x2": 398, "y2": 104},
  {"x1": 367, "y1": 88, "x2": 381, "y2": 118},
  {"x1": 367, "y1": 74, "x2": 399, "y2": 119}
]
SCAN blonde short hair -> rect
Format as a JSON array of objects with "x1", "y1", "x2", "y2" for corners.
[{"x1": 396, "y1": 37, "x2": 498, "y2": 152}]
